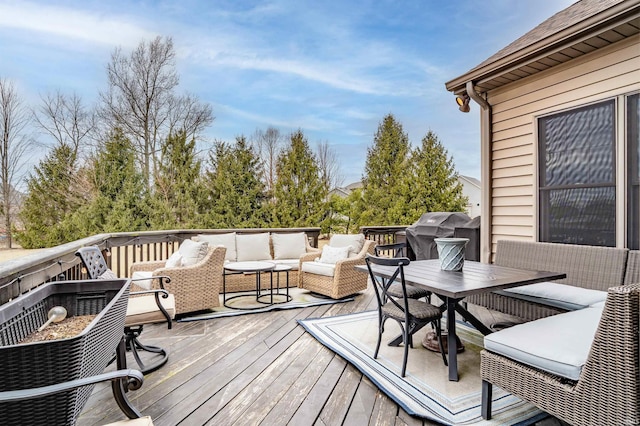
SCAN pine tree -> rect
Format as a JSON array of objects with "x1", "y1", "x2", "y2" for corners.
[
  {"x1": 151, "y1": 130, "x2": 203, "y2": 228},
  {"x1": 16, "y1": 143, "x2": 82, "y2": 248},
  {"x1": 201, "y1": 136, "x2": 266, "y2": 228},
  {"x1": 358, "y1": 114, "x2": 411, "y2": 227},
  {"x1": 405, "y1": 130, "x2": 468, "y2": 220},
  {"x1": 273, "y1": 130, "x2": 326, "y2": 227}
]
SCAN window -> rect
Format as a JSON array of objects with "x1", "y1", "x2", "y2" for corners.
[
  {"x1": 627, "y1": 94, "x2": 640, "y2": 249},
  {"x1": 538, "y1": 100, "x2": 616, "y2": 246}
]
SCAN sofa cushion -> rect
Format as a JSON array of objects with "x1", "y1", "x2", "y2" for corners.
[
  {"x1": 320, "y1": 245, "x2": 350, "y2": 264},
  {"x1": 178, "y1": 239, "x2": 209, "y2": 266},
  {"x1": 272, "y1": 259, "x2": 300, "y2": 270},
  {"x1": 194, "y1": 233, "x2": 236, "y2": 261},
  {"x1": 500, "y1": 282, "x2": 608, "y2": 310},
  {"x1": 125, "y1": 294, "x2": 176, "y2": 326},
  {"x1": 330, "y1": 234, "x2": 365, "y2": 257},
  {"x1": 272, "y1": 232, "x2": 307, "y2": 260},
  {"x1": 484, "y1": 306, "x2": 603, "y2": 381},
  {"x1": 236, "y1": 233, "x2": 272, "y2": 261},
  {"x1": 301, "y1": 261, "x2": 336, "y2": 277}
]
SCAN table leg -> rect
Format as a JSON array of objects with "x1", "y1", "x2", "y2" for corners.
[
  {"x1": 446, "y1": 297, "x2": 458, "y2": 382},
  {"x1": 454, "y1": 302, "x2": 492, "y2": 335}
]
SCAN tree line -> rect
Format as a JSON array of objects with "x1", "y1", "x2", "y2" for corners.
[{"x1": 0, "y1": 37, "x2": 468, "y2": 249}]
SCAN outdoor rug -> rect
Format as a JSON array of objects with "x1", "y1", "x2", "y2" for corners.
[
  {"x1": 298, "y1": 311, "x2": 547, "y2": 425},
  {"x1": 179, "y1": 287, "x2": 354, "y2": 321}
]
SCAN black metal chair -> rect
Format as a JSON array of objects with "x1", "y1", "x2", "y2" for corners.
[
  {"x1": 76, "y1": 246, "x2": 175, "y2": 374},
  {"x1": 374, "y1": 242, "x2": 431, "y2": 301},
  {"x1": 365, "y1": 254, "x2": 447, "y2": 377}
]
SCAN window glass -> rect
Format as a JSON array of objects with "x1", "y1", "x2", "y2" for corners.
[
  {"x1": 627, "y1": 94, "x2": 640, "y2": 249},
  {"x1": 539, "y1": 100, "x2": 615, "y2": 246}
]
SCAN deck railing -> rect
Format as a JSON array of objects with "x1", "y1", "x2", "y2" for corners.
[{"x1": 0, "y1": 228, "x2": 321, "y2": 305}]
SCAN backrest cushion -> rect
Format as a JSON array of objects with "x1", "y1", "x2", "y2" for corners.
[
  {"x1": 236, "y1": 233, "x2": 272, "y2": 261},
  {"x1": 330, "y1": 234, "x2": 365, "y2": 257},
  {"x1": 194, "y1": 233, "x2": 237, "y2": 261},
  {"x1": 272, "y1": 232, "x2": 307, "y2": 260},
  {"x1": 320, "y1": 245, "x2": 350, "y2": 264},
  {"x1": 165, "y1": 251, "x2": 183, "y2": 268},
  {"x1": 178, "y1": 239, "x2": 209, "y2": 266}
]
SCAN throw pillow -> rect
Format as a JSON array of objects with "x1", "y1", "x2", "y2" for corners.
[
  {"x1": 165, "y1": 251, "x2": 183, "y2": 268},
  {"x1": 98, "y1": 269, "x2": 118, "y2": 280},
  {"x1": 178, "y1": 239, "x2": 209, "y2": 266},
  {"x1": 319, "y1": 245, "x2": 350, "y2": 264},
  {"x1": 271, "y1": 232, "x2": 307, "y2": 260},
  {"x1": 193, "y1": 233, "x2": 237, "y2": 261},
  {"x1": 329, "y1": 234, "x2": 365, "y2": 257},
  {"x1": 236, "y1": 233, "x2": 272, "y2": 261}
]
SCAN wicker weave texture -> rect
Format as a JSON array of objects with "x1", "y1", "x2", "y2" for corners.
[
  {"x1": 481, "y1": 283, "x2": 640, "y2": 426},
  {"x1": 0, "y1": 280, "x2": 130, "y2": 425},
  {"x1": 298, "y1": 240, "x2": 376, "y2": 299},
  {"x1": 130, "y1": 246, "x2": 226, "y2": 315}
]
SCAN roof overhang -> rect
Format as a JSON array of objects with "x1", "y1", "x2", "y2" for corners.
[{"x1": 445, "y1": 1, "x2": 640, "y2": 95}]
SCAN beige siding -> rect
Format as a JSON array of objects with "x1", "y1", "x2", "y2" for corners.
[{"x1": 486, "y1": 36, "x2": 640, "y2": 252}]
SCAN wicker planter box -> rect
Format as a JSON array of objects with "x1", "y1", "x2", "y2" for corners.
[{"x1": 0, "y1": 279, "x2": 130, "y2": 425}]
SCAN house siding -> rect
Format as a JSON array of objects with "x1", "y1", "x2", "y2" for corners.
[{"x1": 486, "y1": 35, "x2": 640, "y2": 256}]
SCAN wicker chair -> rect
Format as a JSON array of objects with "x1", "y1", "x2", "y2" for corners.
[
  {"x1": 298, "y1": 238, "x2": 376, "y2": 299},
  {"x1": 481, "y1": 283, "x2": 640, "y2": 425},
  {"x1": 129, "y1": 246, "x2": 226, "y2": 315}
]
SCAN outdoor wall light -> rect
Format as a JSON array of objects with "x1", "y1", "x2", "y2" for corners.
[{"x1": 456, "y1": 93, "x2": 471, "y2": 113}]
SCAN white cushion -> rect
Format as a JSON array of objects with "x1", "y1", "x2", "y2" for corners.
[
  {"x1": 125, "y1": 294, "x2": 176, "y2": 326},
  {"x1": 236, "y1": 233, "x2": 272, "y2": 261},
  {"x1": 330, "y1": 234, "x2": 365, "y2": 257},
  {"x1": 194, "y1": 233, "x2": 237, "y2": 261},
  {"x1": 503, "y1": 282, "x2": 607, "y2": 309},
  {"x1": 272, "y1": 259, "x2": 300, "y2": 270},
  {"x1": 165, "y1": 251, "x2": 183, "y2": 268},
  {"x1": 589, "y1": 300, "x2": 606, "y2": 308},
  {"x1": 272, "y1": 232, "x2": 307, "y2": 260},
  {"x1": 98, "y1": 269, "x2": 118, "y2": 280},
  {"x1": 131, "y1": 270, "x2": 154, "y2": 290},
  {"x1": 301, "y1": 261, "x2": 336, "y2": 277},
  {"x1": 178, "y1": 239, "x2": 209, "y2": 266},
  {"x1": 320, "y1": 245, "x2": 350, "y2": 264},
  {"x1": 484, "y1": 306, "x2": 603, "y2": 381}
]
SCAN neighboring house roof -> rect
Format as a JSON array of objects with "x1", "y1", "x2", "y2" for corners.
[
  {"x1": 445, "y1": 0, "x2": 640, "y2": 95},
  {"x1": 345, "y1": 181, "x2": 363, "y2": 190},
  {"x1": 459, "y1": 175, "x2": 481, "y2": 188},
  {"x1": 331, "y1": 177, "x2": 480, "y2": 197}
]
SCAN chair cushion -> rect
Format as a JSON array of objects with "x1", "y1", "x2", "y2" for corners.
[
  {"x1": 165, "y1": 251, "x2": 183, "y2": 268},
  {"x1": 272, "y1": 232, "x2": 307, "y2": 260},
  {"x1": 131, "y1": 271, "x2": 154, "y2": 290},
  {"x1": 194, "y1": 233, "x2": 237, "y2": 261},
  {"x1": 320, "y1": 245, "x2": 350, "y2": 264},
  {"x1": 125, "y1": 294, "x2": 176, "y2": 326},
  {"x1": 301, "y1": 261, "x2": 336, "y2": 277},
  {"x1": 103, "y1": 416, "x2": 154, "y2": 426},
  {"x1": 484, "y1": 306, "x2": 603, "y2": 381},
  {"x1": 382, "y1": 299, "x2": 441, "y2": 321},
  {"x1": 501, "y1": 282, "x2": 608, "y2": 310},
  {"x1": 236, "y1": 233, "x2": 272, "y2": 261},
  {"x1": 330, "y1": 234, "x2": 365, "y2": 257},
  {"x1": 178, "y1": 239, "x2": 209, "y2": 266}
]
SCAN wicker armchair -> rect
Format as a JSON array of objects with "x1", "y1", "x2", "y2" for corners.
[
  {"x1": 298, "y1": 238, "x2": 376, "y2": 299},
  {"x1": 130, "y1": 246, "x2": 226, "y2": 315},
  {"x1": 481, "y1": 283, "x2": 640, "y2": 425}
]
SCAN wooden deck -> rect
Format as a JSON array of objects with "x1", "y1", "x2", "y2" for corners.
[{"x1": 77, "y1": 285, "x2": 564, "y2": 426}]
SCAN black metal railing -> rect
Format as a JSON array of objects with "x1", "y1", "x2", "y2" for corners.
[{"x1": 0, "y1": 228, "x2": 321, "y2": 305}]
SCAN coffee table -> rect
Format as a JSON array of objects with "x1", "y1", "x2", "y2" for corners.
[
  {"x1": 223, "y1": 261, "x2": 276, "y2": 309},
  {"x1": 261, "y1": 264, "x2": 293, "y2": 304},
  {"x1": 358, "y1": 259, "x2": 566, "y2": 381}
]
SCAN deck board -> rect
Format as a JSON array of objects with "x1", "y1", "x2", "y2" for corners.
[{"x1": 78, "y1": 284, "x2": 566, "y2": 426}]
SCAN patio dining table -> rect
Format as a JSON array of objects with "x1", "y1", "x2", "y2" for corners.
[{"x1": 357, "y1": 259, "x2": 566, "y2": 381}]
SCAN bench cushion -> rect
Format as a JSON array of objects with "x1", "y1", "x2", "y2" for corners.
[
  {"x1": 484, "y1": 306, "x2": 603, "y2": 380},
  {"x1": 236, "y1": 233, "x2": 272, "y2": 261},
  {"x1": 499, "y1": 282, "x2": 607, "y2": 310},
  {"x1": 272, "y1": 232, "x2": 307, "y2": 260}
]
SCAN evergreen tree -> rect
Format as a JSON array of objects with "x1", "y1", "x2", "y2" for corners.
[
  {"x1": 273, "y1": 130, "x2": 326, "y2": 227},
  {"x1": 358, "y1": 114, "x2": 411, "y2": 227},
  {"x1": 151, "y1": 130, "x2": 203, "y2": 228},
  {"x1": 405, "y1": 130, "x2": 468, "y2": 219},
  {"x1": 16, "y1": 143, "x2": 82, "y2": 248},
  {"x1": 201, "y1": 136, "x2": 266, "y2": 228},
  {"x1": 70, "y1": 129, "x2": 150, "y2": 235}
]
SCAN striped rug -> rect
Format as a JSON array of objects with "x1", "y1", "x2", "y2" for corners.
[{"x1": 299, "y1": 311, "x2": 547, "y2": 425}]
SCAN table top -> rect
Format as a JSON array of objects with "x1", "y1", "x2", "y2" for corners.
[
  {"x1": 357, "y1": 259, "x2": 566, "y2": 299},
  {"x1": 272, "y1": 264, "x2": 293, "y2": 271},
  {"x1": 224, "y1": 261, "x2": 276, "y2": 272}
]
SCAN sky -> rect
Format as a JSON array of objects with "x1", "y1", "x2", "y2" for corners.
[{"x1": 0, "y1": 0, "x2": 576, "y2": 186}]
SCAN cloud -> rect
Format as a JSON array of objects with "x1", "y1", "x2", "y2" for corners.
[{"x1": 0, "y1": 2, "x2": 155, "y2": 49}]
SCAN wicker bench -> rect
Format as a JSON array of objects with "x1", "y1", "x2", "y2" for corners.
[{"x1": 467, "y1": 240, "x2": 632, "y2": 321}]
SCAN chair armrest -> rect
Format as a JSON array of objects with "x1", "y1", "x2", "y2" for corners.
[{"x1": 131, "y1": 275, "x2": 171, "y2": 290}]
